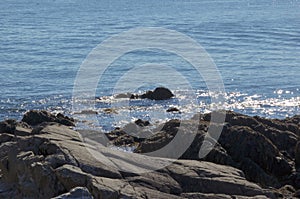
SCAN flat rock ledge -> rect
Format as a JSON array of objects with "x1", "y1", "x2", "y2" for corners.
[{"x1": 0, "y1": 110, "x2": 299, "y2": 198}]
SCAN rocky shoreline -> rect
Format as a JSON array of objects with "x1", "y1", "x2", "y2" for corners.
[{"x1": 0, "y1": 110, "x2": 299, "y2": 198}]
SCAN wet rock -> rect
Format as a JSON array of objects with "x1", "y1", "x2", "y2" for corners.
[
  {"x1": 22, "y1": 110, "x2": 75, "y2": 126},
  {"x1": 140, "y1": 87, "x2": 174, "y2": 100},
  {"x1": 103, "y1": 108, "x2": 118, "y2": 114},
  {"x1": 167, "y1": 107, "x2": 181, "y2": 113},
  {"x1": 135, "y1": 119, "x2": 150, "y2": 127},
  {"x1": 106, "y1": 128, "x2": 144, "y2": 146},
  {"x1": 114, "y1": 92, "x2": 132, "y2": 99},
  {"x1": 111, "y1": 134, "x2": 136, "y2": 146},
  {"x1": 74, "y1": 110, "x2": 98, "y2": 115}
]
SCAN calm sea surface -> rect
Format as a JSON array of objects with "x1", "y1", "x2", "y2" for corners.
[{"x1": 0, "y1": 0, "x2": 299, "y2": 130}]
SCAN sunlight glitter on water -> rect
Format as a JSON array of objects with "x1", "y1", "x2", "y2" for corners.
[{"x1": 70, "y1": 89, "x2": 300, "y2": 132}]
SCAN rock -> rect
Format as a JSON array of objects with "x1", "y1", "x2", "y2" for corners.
[
  {"x1": 135, "y1": 130, "x2": 174, "y2": 153},
  {"x1": 106, "y1": 128, "x2": 145, "y2": 146},
  {"x1": 165, "y1": 160, "x2": 275, "y2": 198},
  {"x1": 135, "y1": 111, "x2": 297, "y2": 188},
  {"x1": 276, "y1": 185, "x2": 295, "y2": 198},
  {"x1": 55, "y1": 164, "x2": 90, "y2": 190},
  {"x1": 294, "y1": 189, "x2": 300, "y2": 197},
  {"x1": 103, "y1": 108, "x2": 118, "y2": 114},
  {"x1": 74, "y1": 110, "x2": 98, "y2": 115},
  {"x1": 0, "y1": 150, "x2": 65, "y2": 198},
  {"x1": 34, "y1": 123, "x2": 122, "y2": 179},
  {"x1": 202, "y1": 142, "x2": 236, "y2": 167},
  {"x1": 135, "y1": 119, "x2": 150, "y2": 127},
  {"x1": 22, "y1": 110, "x2": 75, "y2": 126},
  {"x1": 0, "y1": 119, "x2": 32, "y2": 136},
  {"x1": 296, "y1": 141, "x2": 300, "y2": 170},
  {"x1": 0, "y1": 110, "x2": 299, "y2": 198},
  {"x1": 180, "y1": 193, "x2": 270, "y2": 199},
  {"x1": 0, "y1": 119, "x2": 17, "y2": 133},
  {"x1": 0, "y1": 133, "x2": 14, "y2": 143},
  {"x1": 167, "y1": 107, "x2": 181, "y2": 113},
  {"x1": 114, "y1": 93, "x2": 132, "y2": 99},
  {"x1": 88, "y1": 176, "x2": 134, "y2": 198},
  {"x1": 111, "y1": 134, "x2": 136, "y2": 146},
  {"x1": 106, "y1": 128, "x2": 127, "y2": 141},
  {"x1": 218, "y1": 125, "x2": 292, "y2": 187},
  {"x1": 52, "y1": 187, "x2": 93, "y2": 199},
  {"x1": 140, "y1": 87, "x2": 174, "y2": 100}
]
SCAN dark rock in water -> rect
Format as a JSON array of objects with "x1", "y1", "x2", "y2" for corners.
[
  {"x1": 22, "y1": 110, "x2": 75, "y2": 126},
  {"x1": 115, "y1": 93, "x2": 132, "y2": 99},
  {"x1": 166, "y1": 107, "x2": 180, "y2": 113},
  {"x1": 129, "y1": 87, "x2": 174, "y2": 100},
  {"x1": 75, "y1": 110, "x2": 98, "y2": 115},
  {"x1": 111, "y1": 134, "x2": 136, "y2": 146},
  {"x1": 106, "y1": 121, "x2": 149, "y2": 147},
  {"x1": 135, "y1": 119, "x2": 150, "y2": 127},
  {"x1": 103, "y1": 108, "x2": 118, "y2": 114},
  {"x1": 130, "y1": 94, "x2": 138, "y2": 99},
  {"x1": 140, "y1": 87, "x2": 174, "y2": 100}
]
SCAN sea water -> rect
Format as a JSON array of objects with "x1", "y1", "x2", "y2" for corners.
[{"x1": 0, "y1": 0, "x2": 299, "y2": 131}]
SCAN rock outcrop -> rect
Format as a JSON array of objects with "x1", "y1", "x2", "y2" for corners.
[
  {"x1": 0, "y1": 110, "x2": 292, "y2": 198},
  {"x1": 131, "y1": 111, "x2": 300, "y2": 192},
  {"x1": 131, "y1": 87, "x2": 174, "y2": 100},
  {"x1": 22, "y1": 110, "x2": 75, "y2": 126}
]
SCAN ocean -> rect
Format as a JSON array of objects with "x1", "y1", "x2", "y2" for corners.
[{"x1": 0, "y1": 0, "x2": 299, "y2": 131}]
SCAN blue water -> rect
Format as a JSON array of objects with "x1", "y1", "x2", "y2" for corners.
[{"x1": 0, "y1": 0, "x2": 300, "y2": 129}]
